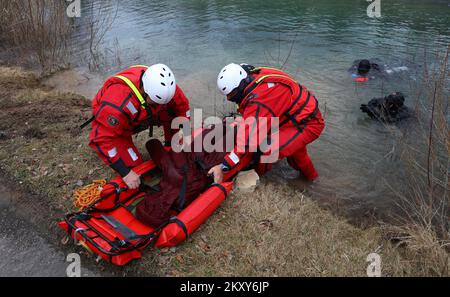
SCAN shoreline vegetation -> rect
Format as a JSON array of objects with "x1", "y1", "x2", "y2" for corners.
[{"x1": 0, "y1": 0, "x2": 448, "y2": 276}]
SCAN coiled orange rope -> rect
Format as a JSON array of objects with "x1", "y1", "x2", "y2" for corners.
[{"x1": 73, "y1": 179, "x2": 106, "y2": 210}]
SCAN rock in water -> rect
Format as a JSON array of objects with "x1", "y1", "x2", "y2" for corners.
[{"x1": 235, "y1": 170, "x2": 260, "y2": 193}]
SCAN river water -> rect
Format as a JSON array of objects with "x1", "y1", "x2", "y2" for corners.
[{"x1": 73, "y1": 0, "x2": 450, "y2": 219}]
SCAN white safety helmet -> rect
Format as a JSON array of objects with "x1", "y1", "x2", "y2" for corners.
[
  {"x1": 217, "y1": 63, "x2": 248, "y2": 96},
  {"x1": 142, "y1": 63, "x2": 176, "y2": 104}
]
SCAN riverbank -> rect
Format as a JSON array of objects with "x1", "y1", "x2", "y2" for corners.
[{"x1": 0, "y1": 66, "x2": 448, "y2": 276}]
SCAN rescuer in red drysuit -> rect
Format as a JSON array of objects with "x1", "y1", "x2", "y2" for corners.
[
  {"x1": 86, "y1": 64, "x2": 190, "y2": 190},
  {"x1": 136, "y1": 125, "x2": 232, "y2": 227},
  {"x1": 208, "y1": 63, "x2": 325, "y2": 183}
]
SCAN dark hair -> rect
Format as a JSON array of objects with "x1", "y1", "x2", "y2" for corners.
[{"x1": 357, "y1": 59, "x2": 371, "y2": 75}]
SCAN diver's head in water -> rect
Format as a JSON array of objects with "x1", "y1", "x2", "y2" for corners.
[{"x1": 357, "y1": 59, "x2": 371, "y2": 75}]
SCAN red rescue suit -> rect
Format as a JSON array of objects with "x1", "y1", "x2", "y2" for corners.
[
  {"x1": 88, "y1": 65, "x2": 190, "y2": 177},
  {"x1": 223, "y1": 67, "x2": 325, "y2": 181}
]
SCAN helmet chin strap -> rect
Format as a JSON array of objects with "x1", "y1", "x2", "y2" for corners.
[{"x1": 228, "y1": 76, "x2": 254, "y2": 104}]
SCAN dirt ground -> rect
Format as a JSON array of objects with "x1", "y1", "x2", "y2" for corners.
[{"x1": 0, "y1": 66, "x2": 447, "y2": 276}]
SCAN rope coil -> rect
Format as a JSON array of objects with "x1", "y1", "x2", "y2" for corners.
[{"x1": 73, "y1": 179, "x2": 106, "y2": 210}]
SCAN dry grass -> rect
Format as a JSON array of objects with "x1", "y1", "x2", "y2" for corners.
[
  {"x1": 388, "y1": 225, "x2": 449, "y2": 276},
  {"x1": 142, "y1": 181, "x2": 447, "y2": 277},
  {"x1": 0, "y1": 1, "x2": 119, "y2": 74},
  {"x1": 0, "y1": 66, "x2": 155, "y2": 212},
  {"x1": 148, "y1": 182, "x2": 384, "y2": 276},
  {"x1": 0, "y1": 66, "x2": 448, "y2": 276},
  {"x1": 84, "y1": 1, "x2": 119, "y2": 71},
  {"x1": 0, "y1": 1, "x2": 74, "y2": 74},
  {"x1": 382, "y1": 47, "x2": 450, "y2": 276}
]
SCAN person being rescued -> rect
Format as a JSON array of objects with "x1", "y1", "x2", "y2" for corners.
[
  {"x1": 86, "y1": 64, "x2": 190, "y2": 190},
  {"x1": 208, "y1": 63, "x2": 325, "y2": 184},
  {"x1": 349, "y1": 59, "x2": 381, "y2": 82},
  {"x1": 349, "y1": 59, "x2": 410, "y2": 82},
  {"x1": 136, "y1": 125, "x2": 233, "y2": 227}
]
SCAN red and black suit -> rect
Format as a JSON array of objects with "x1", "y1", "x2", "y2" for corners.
[
  {"x1": 88, "y1": 66, "x2": 190, "y2": 177},
  {"x1": 223, "y1": 67, "x2": 325, "y2": 181}
]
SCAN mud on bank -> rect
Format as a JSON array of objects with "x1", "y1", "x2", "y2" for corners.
[{"x1": 0, "y1": 66, "x2": 448, "y2": 276}]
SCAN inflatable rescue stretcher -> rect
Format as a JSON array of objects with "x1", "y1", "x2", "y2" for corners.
[{"x1": 59, "y1": 152, "x2": 253, "y2": 266}]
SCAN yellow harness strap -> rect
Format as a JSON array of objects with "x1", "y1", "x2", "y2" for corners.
[
  {"x1": 130, "y1": 65, "x2": 149, "y2": 69},
  {"x1": 250, "y1": 67, "x2": 298, "y2": 85},
  {"x1": 255, "y1": 74, "x2": 297, "y2": 84},
  {"x1": 115, "y1": 75, "x2": 147, "y2": 107},
  {"x1": 252, "y1": 66, "x2": 285, "y2": 73},
  {"x1": 240, "y1": 67, "x2": 298, "y2": 111},
  {"x1": 114, "y1": 65, "x2": 149, "y2": 107},
  {"x1": 246, "y1": 71, "x2": 299, "y2": 106}
]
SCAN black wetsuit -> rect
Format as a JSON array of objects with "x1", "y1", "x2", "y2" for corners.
[{"x1": 360, "y1": 92, "x2": 412, "y2": 123}]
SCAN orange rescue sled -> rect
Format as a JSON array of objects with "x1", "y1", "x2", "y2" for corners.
[{"x1": 59, "y1": 154, "x2": 253, "y2": 266}]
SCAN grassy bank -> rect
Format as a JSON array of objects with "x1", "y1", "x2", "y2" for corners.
[
  {"x1": 0, "y1": 66, "x2": 448, "y2": 276},
  {"x1": 0, "y1": 67, "x2": 108, "y2": 212}
]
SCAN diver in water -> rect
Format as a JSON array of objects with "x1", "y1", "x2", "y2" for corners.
[
  {"x1": 349, "y1": 59, "x2": 382, "y2": 82},
  {"x1": 349, "y1": 59, "x2": 410, "y2": 82},
  {"x1": 360, "y1": 92, "x2": 412, "y2": 123}
]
